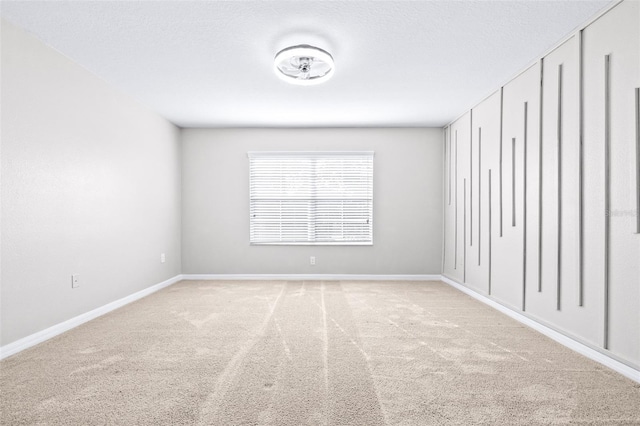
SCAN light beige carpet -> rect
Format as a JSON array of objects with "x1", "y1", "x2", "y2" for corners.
[{"x1": 1, "y1": 280, "x2": 639, "y2": 425}]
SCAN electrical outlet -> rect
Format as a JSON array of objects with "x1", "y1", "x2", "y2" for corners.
[
  {"x1": 310, "y1": 256, "x2": 316, "y2": 266},
  {"x1": 71, "y1": 274, "x2": 80, "y2": 289},
  {"x1": 160, "y1": 253, "x2": 166, "y2": 263}
]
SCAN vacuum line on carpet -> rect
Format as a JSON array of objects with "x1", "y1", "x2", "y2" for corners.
[
  {"x1": 196, "y1": 283, "x2": 287, "y2": 424},
  {"x1": 320, "y1": 281, "x2": 330, "y2": 426},
  {"x1": 273, "y1": 316, "x2": 292, "y2": 361}
]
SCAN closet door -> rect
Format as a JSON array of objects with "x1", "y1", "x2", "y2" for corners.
[
  {"x1": 583, "y1": 0, "x2": 640, "y2": 366},
  {"x1": 443, "y1": 127, "x2": 456, "y2": 277},
  {"x1": 447, "y1": 113, "x2": 471, "y2": 284},
  {"x1": 492, "y1": 64, "x2": 539, "y2": 311},
  {"x1": 466, "y1": 91, "x2": 500, "y2": 295},
  {"x1": 521, "y1": 34, "x2": 603, "y2": 347}
]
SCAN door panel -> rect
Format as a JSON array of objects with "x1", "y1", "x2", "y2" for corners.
[
  {"x1": 493, "y1": 64, "x2": 539, "y2": 310},
  {"x1": 467, "y1": 91, "x2": 501, "y2": 295},
  {"x1": 583, "y1": 0, "x2": 640, "y2": 365}
]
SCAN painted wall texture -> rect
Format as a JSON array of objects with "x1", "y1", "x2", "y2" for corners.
[
  {"x1": 1, "y1": 21, "x2": 182, "y2": 346},
  {"x1": 181, "y1": 128, "x2": 443, "y2": 275}
]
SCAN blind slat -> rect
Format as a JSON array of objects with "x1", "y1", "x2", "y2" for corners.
[{"x1": 249, "y1": 152, "x2": 373, "y2": 245}]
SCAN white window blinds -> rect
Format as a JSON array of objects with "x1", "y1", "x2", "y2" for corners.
[{"x1": 248, "y1": 151, "x2": 374, "y2": 245}]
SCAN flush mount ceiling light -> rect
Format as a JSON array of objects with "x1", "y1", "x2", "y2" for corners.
[{"x1": 274, "y1": 45, "x2": 334, "y2": 86}]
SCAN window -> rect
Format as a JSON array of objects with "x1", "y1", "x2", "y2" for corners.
[{"x1": 248, "y1": 151, "x2": 374, "y2": 245}]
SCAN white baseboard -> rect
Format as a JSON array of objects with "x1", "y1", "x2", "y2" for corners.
[
  {"x1": 440, "y1": 275, "x2": 640, "y2": 384},
  {"x1": 0, "y1": 274, "x2": 182, "y2": 360},
  {"x1": 180, "y1": 274, "x2": 441, "y2": 281}
]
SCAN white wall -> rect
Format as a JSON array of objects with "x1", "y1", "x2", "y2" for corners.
[
  {"x1": 181, "y1": 128, "x2": 442, "y2": 275},
  {"x1": 0, "y1": 20, "x2": 182, "y2": 346},
  {"x1": 443, "y1": 0, "x2": 640, "y2": 369}
]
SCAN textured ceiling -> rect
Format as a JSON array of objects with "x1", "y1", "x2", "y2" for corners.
[{"x1": 1, "y1": 1, "x2": 612, "y2": 128}]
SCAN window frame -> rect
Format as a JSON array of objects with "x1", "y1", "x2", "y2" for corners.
[{"x1": 248, "y1": 151, "x2": 374, "y2": 246}]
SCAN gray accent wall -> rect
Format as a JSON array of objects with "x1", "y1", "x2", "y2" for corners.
[
  {"x1": 181, "y1": 128, "x2": 442, "y2": 275},
  {"x1": 442, "y1": 0, "x2": 640, "y2": 369},
  {"x1": 1, "y1": 20, "x2": 182, "y2": 346}
]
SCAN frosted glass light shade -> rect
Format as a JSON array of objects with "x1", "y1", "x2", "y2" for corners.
[{"x1": 274, "y1": 45, "x2": 334, "y2": 86}]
